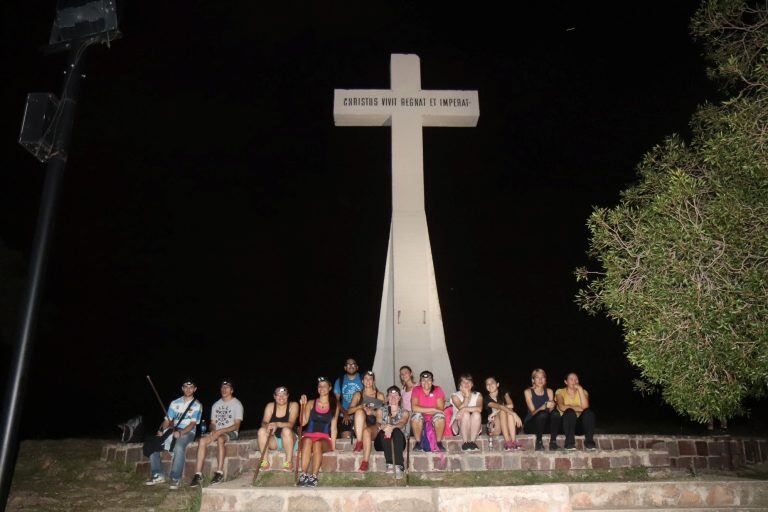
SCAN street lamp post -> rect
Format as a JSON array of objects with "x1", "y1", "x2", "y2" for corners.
[{"x1": 0, "y1": 2, "x2": 119, "y2": 509}]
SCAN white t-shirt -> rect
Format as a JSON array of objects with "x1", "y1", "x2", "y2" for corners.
[
  {"x1": 211, "y1": 397, "x2": 244, "y2": 431},
  {"x1": 450, "y1": 391, "x2": 481, "y2": 428}
]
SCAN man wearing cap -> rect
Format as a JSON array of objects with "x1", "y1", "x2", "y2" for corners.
[
  {"x1": 146, "y1": 379, "x2": 203, "y2": 489},
  {"x1": 333, "y1": 358, "x2": 363, "y2": 439},
  {"x1": 189, "y1": 380, "x2": 244, "y2": 486}
]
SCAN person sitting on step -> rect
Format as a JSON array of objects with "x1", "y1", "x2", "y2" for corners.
[
  {"x1": 348, "y1": 370, "x2": 385, "y2": 453},
  {"x1": 372, "y1": 386, "x2": 410, "y2": 479},
  {"x1": 145, "y1": 378, "x2": 202, "y2": 490},
  {"x1": 333, "y1": 358, "x2": 363, "y2": 441},
  {"x1": 399, "y1": 365, "x2": 417, "y2": 412},
  {"x1": 410, "y1": 370, "x2": 447, "y2": 452},
  {"x1": 297, "y1": 377, "x2": 338, "y2": 487},
  {"x1": 483, "y1": 376, "x2": 523, "y2": 451},
  {"x1": 450, "y1": 374, "x2": 484, "y2": 452},
  {"x1": 552, "y1": 372, "x2": 596, "y2": 451},
  {"x1": 254, "y1": 385, "x2": 299, "y2": 472},
  {"x1": 523, "y1": 368, "x2": 557, "y2": 451},
  {"x1": 189, "y1": 379, "x2": 243, "y2": 487}
]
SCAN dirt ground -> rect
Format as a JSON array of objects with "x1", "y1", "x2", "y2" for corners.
[{"x1": 7, "y1": 439, "x2": 199, "y2": 512}]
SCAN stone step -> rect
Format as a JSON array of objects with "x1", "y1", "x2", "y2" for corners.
[
  {"x1": 580, "y1": 509, "x2": 767, "y2": 512},
  {"x1": 198, "y1": 480, "x2": 768, "y2": 512},
  {"x1": 248, "y1": 448, "x2": 670, "y2": 473}
]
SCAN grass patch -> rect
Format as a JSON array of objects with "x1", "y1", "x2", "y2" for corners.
[
  {"x1": 254, "y1": 466, "x2": 664, "y2": 487},
  {"x1": 8, "y1": 439, "x2": 200, "y2": 512}
]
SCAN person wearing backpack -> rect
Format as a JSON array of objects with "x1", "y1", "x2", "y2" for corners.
[{"x1": 145, "y1": 379, "x2": 203, "y2": 489}]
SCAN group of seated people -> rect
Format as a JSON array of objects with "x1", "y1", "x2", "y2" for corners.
[{"x1": 257, "y1": 359, "x2": 596, "y2": 487}]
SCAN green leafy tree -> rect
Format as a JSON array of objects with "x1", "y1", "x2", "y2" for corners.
[{"x1": 576, "y1": 0, "x2": 768, "y2": 423}]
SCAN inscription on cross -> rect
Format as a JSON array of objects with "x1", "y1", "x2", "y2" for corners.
[{"x1": 334, "y1": 54, "x2": 479, "y2": 389}]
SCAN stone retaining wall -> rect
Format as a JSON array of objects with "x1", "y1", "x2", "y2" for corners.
[{"x1": 102, "y1": 434, "x2": 767, "y2": 481}]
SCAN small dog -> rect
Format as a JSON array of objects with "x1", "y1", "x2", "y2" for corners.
[{"x1": 118, "y1": 415, "x2": 144, "y2": 443}]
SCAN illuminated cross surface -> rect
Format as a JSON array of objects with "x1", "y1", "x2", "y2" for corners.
[{"x1": 334, "y1": 54, "x2": 479, "y2": 389}]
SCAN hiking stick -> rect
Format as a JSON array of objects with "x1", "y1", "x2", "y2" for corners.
[
  {"x1": 146, "y1": 375, "x2": 168, "y2": 419},
  {"x1": 405, "y1": 428, "x2": 410, "y2": 486},
  {"x1": 295, "y1": 402, "x2": 304, "y2": 483},
  {"x1": 252, "y1": 425, "x2": 274, "y2": 483}
]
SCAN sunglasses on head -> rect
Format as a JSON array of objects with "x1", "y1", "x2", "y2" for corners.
[
  {"x1": 317, "y1": 376, "x2": 329, "y2": 383},
  {"x1": 365, "y1": 370, "x2": 375, "y2": 376},
  {"x1": 274, "y1": 386, "x2": 288, "y2": 394}
]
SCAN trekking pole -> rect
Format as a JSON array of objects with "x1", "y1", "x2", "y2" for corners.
[
  {"x1": 295, "y1": 402, "x2": 304, "y2": 483},
  {"x1": 405, "y1": 427, "x2": 410, "y2": 486},
  {"x1": 252, "y1": 425, "x2": 273, "y2": 483},
  {"x1": 389, "y1": 429, "x2": 397, "y2": 487},
  {"x1": 146, "y1": 375, "x2": 169, "y2": 422}
]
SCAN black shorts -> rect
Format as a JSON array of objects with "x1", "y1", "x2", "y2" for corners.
[{"x1": 365, "y1": 414, "x2": 377, "y2": 426}]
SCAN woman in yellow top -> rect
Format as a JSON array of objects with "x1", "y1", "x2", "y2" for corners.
[{"x1": 552, "y1": 372, "x2": 596, "y2": 450}]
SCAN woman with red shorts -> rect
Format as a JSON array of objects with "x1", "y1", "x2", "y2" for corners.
[{"x1": 297, "y1": 377, "x2": 338, "y2": 487}]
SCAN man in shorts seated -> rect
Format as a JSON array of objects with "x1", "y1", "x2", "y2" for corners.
[
  {"x1": 189, "y1": 380, "x2": 243, "y2": 486},
  {"x1": 333, "y1": 357, "x2": 363, "y2": 439}
]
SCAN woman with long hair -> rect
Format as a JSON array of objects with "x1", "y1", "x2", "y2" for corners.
[
  {"x1": 523, "y1": 368, "x2": 556, "y2": 451},
  {"x1": 351, "y1": 371, "x2": 385, "y2": 471},
  {"x1": 297, "y1": 377, "x2": 339, "y2": 487},
  {"x1": 399, "y1": 366, "x2": 417, "y2": 412},
  {"x1": 483, "y1": 376, "x2": 523, "y2": 451}
]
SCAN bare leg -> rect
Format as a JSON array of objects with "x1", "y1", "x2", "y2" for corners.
[
  {"x1": 434, "y1": 417, "x2": 446, "y2": 442},
  {"x1": 459, "y1": 412, "x2": 471, "y2": 442},
  {"x1": 498, "y1": 411, "x2": 512, "y2": 442},
  {"x1": 257, "y1": 427, "x2": 270, "y2": 454},
  {"x1": 216, "y1": 436, "x2": 227, "y2": 472},
  {"x1": 363, "y1": 425, "x2": 379, "y2": 461},
  {"x1": 281, "y1": 428, "x2": 294, "y2": 468},
  {"x1": 469, "y1": 412, "x2": 482, "y2": 442},
  {"x1": 411, "y1": 418, "x2": 423, "y2": 442},
  {"x1": 505, "y1": 412, "x2": 518, "y2": 441},
  {"x1": 353, "y1": 410, "x2": 366, "y2": 441},
  {"x1": 311, "y1": 440, "x2": 326, "y2": 475},
  {"x1": 195, "y1": 435, "x2": 212, "y2": 473},
  {"x1": 299, "y1": 438, "x2": 313, "y2": 473}
]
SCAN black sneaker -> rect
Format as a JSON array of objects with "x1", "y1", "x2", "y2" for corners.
[
  {"x1": 210, "y1": 471, "x2": 224, "y2": 485},
  {"x1": 470, "y1": 442, "x2": 480, "y2": 451},
  {"x1": 297, "y1": 472, "x2": 308, "y2": 487},
  {"x1": 307, "y1": 474, "x2": 318, "y2": 487},
  {"x1": 564, "y1": 444, "x2": 577, "y2": 451},
  {"x1": 413, "y1": 441, "x2": 422, "y2": 452},
  {"x1": 461, "y1": 442, "x2": 470, "y2": 451},
  {"x1": 535, "y1": 439, "x2": 544, "y2": 451},
  {"x1": 436, "y1": 442, "x2": 446, "y2": 452},
  {"x1": 549, "y1": 442, "x2": 559, "y2": 451},
  {"x1": 189, "y1": 473, "x2": 202, "y2": 487},
  {"x1": 585, "y1": 441, "x2": 597, "y2": 451}
]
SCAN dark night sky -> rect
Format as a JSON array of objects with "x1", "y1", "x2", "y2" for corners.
[{"x1": 2, "y1": 2, "x2": 763, "y2": 438}]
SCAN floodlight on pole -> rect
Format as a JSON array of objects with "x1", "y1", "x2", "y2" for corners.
[{"x1": 0, "y1": 2, "x2": 120, "y2": 509}]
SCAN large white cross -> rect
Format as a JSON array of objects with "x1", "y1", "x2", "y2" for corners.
[{"x1": 334, "y1": 54, "x2": 479, "y2": 389}]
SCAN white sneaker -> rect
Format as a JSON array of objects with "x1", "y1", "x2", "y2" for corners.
[
  {"x1": 169, "y1": 479, "x2": 180, "y2": 490},
  {"x1": 395, "y1": 465, "x2": 404, "y2": 479},
  {"x1": 385, "y1": 464, "x2": 394, "y2": 474},
  {"x1": 145, "y1": 474, "x2": 166, "y2": 486}
]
